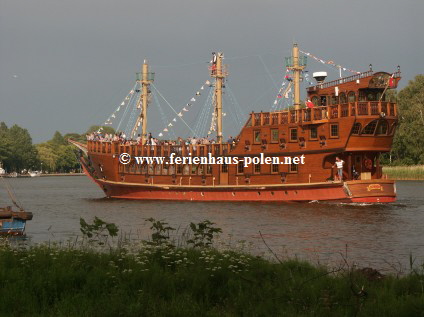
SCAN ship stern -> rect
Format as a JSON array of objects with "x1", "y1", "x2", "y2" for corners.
[{"x1": 344, "y1": 179, "x2": 396, "y2": 203}]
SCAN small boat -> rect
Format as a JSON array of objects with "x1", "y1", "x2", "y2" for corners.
[
  {"x1": 0, "y1": 175, "x2": 33, "y2": 235},
  {"x1": 29, "y1": 171, "x2": 42, "y2": 177},
  {"x1": 0, "y1": 206, "x2": 33, "y2": 235}
]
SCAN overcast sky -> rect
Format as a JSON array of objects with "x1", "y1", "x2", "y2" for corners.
[{"x1": 1, "y1": 0, "x2": 423, "y2": 142}]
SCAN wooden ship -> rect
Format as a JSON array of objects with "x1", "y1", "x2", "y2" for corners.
[{"x1": 71, "y1": 44, "x2": 401, "y2": 203}]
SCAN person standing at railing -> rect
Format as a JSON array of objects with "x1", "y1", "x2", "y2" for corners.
[{"x1": 333, "y1": 157, "x2": 345, "y2": 182}]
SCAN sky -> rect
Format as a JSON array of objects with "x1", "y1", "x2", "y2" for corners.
[{"x1": 1, "y1": 0, "x2": 423, "y2": 143}]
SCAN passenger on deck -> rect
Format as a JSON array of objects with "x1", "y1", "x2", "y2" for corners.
[{"x1": 333, "y1": 157, "x2": 345, "y2": 182}]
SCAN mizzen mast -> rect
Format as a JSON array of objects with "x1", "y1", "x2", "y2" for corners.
[
  {"x1": 210, "y1": 52, "x2": 228, "y2": 143},
  {"x1": 286, "y1": 43, "x2": 306, "y2": 110},
  {"x1": 132, "y1": 60, "x2": 154, "y2": 144}
]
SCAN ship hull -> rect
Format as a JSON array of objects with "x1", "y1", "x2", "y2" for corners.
[{"x1": 82, "y1": 165, "x2": 395, "y2": 203}]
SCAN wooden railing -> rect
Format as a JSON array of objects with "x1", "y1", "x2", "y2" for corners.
[
  {"x1": 248, "y1": 101, "x2": 396, "y2": 127},
  {"x1": 87, "y1": 141, "x2": 234, "y2": 157},
  {"x1": 307, "y1": 70, "x2": 401, "y2": 91}
]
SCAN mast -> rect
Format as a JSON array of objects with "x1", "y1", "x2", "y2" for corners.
[
  {"x1": 286, "y1": 43, "x2": 306, "y2": 110},
  {"x1": 132, "y1": 60, "x2": 154, "y2": 144},
  {"x1": 210, "y1": 52, "x2": 227, "y2": 143}
]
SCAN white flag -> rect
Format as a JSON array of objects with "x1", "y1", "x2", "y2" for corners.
[
  {"x1": 164, "y1": 128, "x2": 168, "y2": 132},
  {"x1": 191, "y1": 97, "x2": 196, "y2": 102},
  {"x1": 116, "y1": 107, "x2": 120, "y2": 112},
  {"x1": 201, "y1": 86, "x2": 204, "y2": 90},
  {"x1": 121, "y1": 102, "x2": 125, "y2": 106},
  {"x1": 178, "y1": 112, "x2": 183, "y2": 117},
  {"x1": 158, "y1": 133, "x2": 163, "y2": 137},
  {"x1": 205, "y1": 80, "x2": 210, "y2": 85},
  {"x1": 196, "y1": 91, "x2": 201, "y2": 95},
  {"x1": 173, "y1": 118, "x2": 177, "y2": 122},
  {"x1": 183, "y1": 107, "x2": 188, "y2": 111},
  {"x1": 168, "y1": 123, "x2": 173, "y2": 127}
]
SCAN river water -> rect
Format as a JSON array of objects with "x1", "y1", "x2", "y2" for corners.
[{"x1": 1, "y1": 176, "x2": 423, "y2": 273}]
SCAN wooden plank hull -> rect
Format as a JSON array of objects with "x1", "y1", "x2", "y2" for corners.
[{"x1": 82, "y1": 165, "x2": 396, "y2": 203}]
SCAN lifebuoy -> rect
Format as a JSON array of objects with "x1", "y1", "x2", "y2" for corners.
[{"x1": 364, "y1": 158, "x2": 373, "y2": 170}]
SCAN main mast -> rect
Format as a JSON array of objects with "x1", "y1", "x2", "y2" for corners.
[
  {"x1": 210, "y1": 52, "x2": 227, "y2": 143},
  {"x1": 286, "y1": 43, "x2": 306, "y2": 110},
  {"x1": 132, "y1": 60, "x2": 154, "y2": 144}
]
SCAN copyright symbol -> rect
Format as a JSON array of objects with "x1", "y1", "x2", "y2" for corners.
[{"x1": 119, "y1": 153, "x2": 131, "y2": 164}]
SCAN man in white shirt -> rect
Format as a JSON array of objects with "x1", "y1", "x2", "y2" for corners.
[{"x1": 333, "y1": 157, "x2": 344, "y2": 182}]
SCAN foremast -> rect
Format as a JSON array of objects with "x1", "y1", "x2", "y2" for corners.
[
  {"x1": 132, "y1": 60, "x2": 154, "y2": 144},
  {"x1": 210, "y1": 52, "x2": 228, "y2": 143}
]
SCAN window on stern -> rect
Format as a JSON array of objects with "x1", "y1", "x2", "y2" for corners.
[
  {"x1": 289, "y1": 128, "x2": 298, "y2": 142},
  {"x1": 271, "y1": 163, "x2": 279, "y2": 174},
  {"x1": 362, "y1": 120, "x2": 378, "y2": 135},
  {"x1": 331, "y1": 95, "x2": 339, "y2": 105},
  {"x1": 351, "y1": 123, "x2": 362, "y2": 135},
  {"x1": 376, "y1": 120, "x2": 388, "y2": 135},
  {"x1": 271, "y1": 129, "x2": 279, "y2": 143},
  {"x1": 254, "y1": 130, "x2": 261, "y2": 144},
  {"x1": 310, "y1": 126, "x2": 318, "y2": 140},
  {"x1": 330, "y1": 124, "x2": 339, "y2": 138}
]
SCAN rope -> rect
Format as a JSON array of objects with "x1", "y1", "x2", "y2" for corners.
[
  {"x1": 0, "y1": 176, "x2": 23, "y2": 210},
  {"x1": 151, "y1": 84, "x2": 197, "y2": 136},
  {"x1": 116, "y1": 83, "x2": 137, "y2": 131},
  {"x1": 116, "y1": 83, "x2": 139, "y2": 131},
  {"x1": 153, "y1": 91, "x2": 177, "y2": 139},
  {"x1": 258, "y1": 55, "x2": 279, "y2": 90}
]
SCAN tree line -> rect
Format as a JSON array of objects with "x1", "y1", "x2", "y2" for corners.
[
  {"x1": 0, "y1": 75, "x2": 423, "y2": 172},
  {"x1": 0, "y1": 125, "x2": 113, "y2": 173}
]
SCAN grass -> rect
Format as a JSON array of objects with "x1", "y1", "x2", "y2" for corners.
[
  {"x1": 382, "y1": 165, "x2": 424, "y2": 180},
  {"x1": 0, "y1": 239, "x2": 423, "y2": 317}
]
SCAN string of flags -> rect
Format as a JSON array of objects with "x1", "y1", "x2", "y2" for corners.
[
  {"x1": 271, "y1": 69, "x2": 293, "y2": 111},
  {"x1": 98, "y1": 84, "x2": 138, "y2": 132},
  {"x1": 158, "y1": 80, "x2": 211, "y2": 137},
  {"x1": 300, "y1": 50, "x2": 360, "y2": 74},
  {"x1": 303, "y1": 71, "x2": 315, "y2": 86}
]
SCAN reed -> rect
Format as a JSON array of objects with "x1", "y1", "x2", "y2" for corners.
[
  {"x1": 383, "y1": 165, "x2": 424, "y2": 180},
  {"x1": 0, "y1": 238, "x2": 423, "y2": 316}
]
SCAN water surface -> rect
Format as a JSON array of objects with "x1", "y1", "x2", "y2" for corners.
[{"x1": 1, "y1": 176, "x2": 423, "y2": 272}]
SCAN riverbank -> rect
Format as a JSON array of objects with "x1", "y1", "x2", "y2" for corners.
[
  {"x1": 383, "y1": 165, "x2": 424, "y2": 180},
  {"x1": 0, "y1": 239, "x2": 422, "y2": 316}
]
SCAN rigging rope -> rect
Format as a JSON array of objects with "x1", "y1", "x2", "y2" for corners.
[
  {"x1": 193, "y1": 87, "x2": 213, "y2": 137},
  {"x1": 151, "y1": 84, "x2": 197, "y2": 136},
  {"x1": 153, "y1": 91, "x2": 177, "y2": 140}
]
